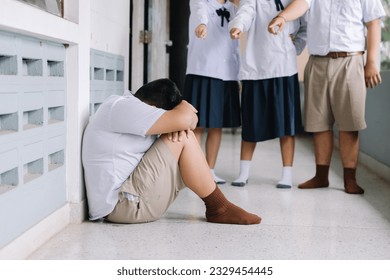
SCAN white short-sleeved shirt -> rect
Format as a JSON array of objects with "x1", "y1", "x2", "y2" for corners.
[
  {"x1": 186, "y1": 0, "x2": 240, "y2": 81},
  {"x1": 304, "y1": 0, "x2": 386, "y2": 55},
  {"x1": 228, "y1": 0, "x2": 307, "y2": 80},
  {"x1": 82, "y1": 91, "x2": 165, "y2": 220}
]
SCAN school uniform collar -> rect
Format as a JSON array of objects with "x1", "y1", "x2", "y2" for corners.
[{"x1": 209, "y1": 0, "x2": 231, "y2": 27}]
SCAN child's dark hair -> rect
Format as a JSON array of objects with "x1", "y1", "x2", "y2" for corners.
[{"x1": 134, "y1": 78, "x2": 183, "y2": 110}]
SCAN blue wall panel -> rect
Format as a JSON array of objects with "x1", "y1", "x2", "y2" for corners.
[
  {"x1": 90, "y1": 49, "x2": 125, "y2": 116},
  {"x1": 0, "y1": 30, "x2": 67, "y2": 248},
  {"x1": 360, "y1": 71, "x2": 390, "y2": 167}
]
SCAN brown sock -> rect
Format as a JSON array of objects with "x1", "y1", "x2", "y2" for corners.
[
  {"x1": 298, "y1": 164, "x2": 330, "y2": 189},
  {"x1": 201, "y1": 186, "x2": 261, "y2": 225},
  {"x1": 344, "y1": 168, "x2": 364, "y2": 194}
]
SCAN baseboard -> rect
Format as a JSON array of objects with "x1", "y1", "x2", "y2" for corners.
[
  {"x1": 333, "y1": 137, "x2": 390, "y2": 183},
  {"x1": 69, "y1": 198, "x2": 88, "y2": 224},
  {"x1": 358, "y1": 151, "x2": 390, "y2": 183},
  {"x1": 0, "y1": 204, "x2": 70, "y2": 260}
]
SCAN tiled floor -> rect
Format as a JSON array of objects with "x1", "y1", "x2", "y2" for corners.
[{"x1": 28, "y1": 133, "x2": 390, "y2": 260}]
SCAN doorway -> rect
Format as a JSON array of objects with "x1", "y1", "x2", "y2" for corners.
[
  {"x1": 169, "y1": 0, "x2": 190, "y2": 93},
  {"x1": 130, "y1": 0, "x2": 171, "y2": 91}
]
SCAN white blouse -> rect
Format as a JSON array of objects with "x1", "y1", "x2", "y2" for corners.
[
  {"x1": 186, "y1": 0, "x2": 240, "y2": 81},
  {"x1": 229, "y1": 0, "x2": 307, "y2": 80}
]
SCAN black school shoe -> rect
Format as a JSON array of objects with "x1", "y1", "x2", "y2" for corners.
[{"x1": 231, "y1": 180, "x2": 248, "y2": 187}]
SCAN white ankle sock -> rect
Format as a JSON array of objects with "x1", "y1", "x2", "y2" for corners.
[
  {"x1": 277, "y1": 166, "x2": 293, "y2": 188},
  {"x1": 210, "y1": 169, "x2": 226, "y2": 184},
  {"x1": 233, "y1": 160, "x2": 251, "y2": 183}
]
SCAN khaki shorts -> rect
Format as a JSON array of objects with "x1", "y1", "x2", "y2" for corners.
[
  {"x1": 106, "y1": 138, "x2": 185, "y2": 224},
  {"x1": 303, "y1": 55, "x2": 367, "y2": 132}
]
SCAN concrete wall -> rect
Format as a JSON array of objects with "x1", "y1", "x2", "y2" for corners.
[{"x1": 360, "y1": 71, "x2": 390, "y2": 168}]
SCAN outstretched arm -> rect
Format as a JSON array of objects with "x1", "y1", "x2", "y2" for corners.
[
  {"x1": 229, "y1": 0, "x2": 256, "y2": 40},
  {"x1": 365, "y1": 19, "x2": 382, "y2": 88},
  {"x1": 190, "y1": 0, "x2": 208, "y2": 24},
  {"x1": 268, "y1": 0, "x2": 309, "y2": 35},
  {"x1": 147, "y1": 100, "x2": 198, "y2": 135},
  {"x1": 191, "y1": 0, "x2": 208, "y2": 38}
]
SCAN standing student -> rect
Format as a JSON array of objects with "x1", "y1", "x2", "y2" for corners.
[
  {"x1": 268, "y1": 0, "x2": 386, "y2": 194},
  {"x1": 184, "y1": 0, "x2": 241, "y2": 184},
  {"x1": 229, "y1": 0, "x2": 307, "y2": 188}
]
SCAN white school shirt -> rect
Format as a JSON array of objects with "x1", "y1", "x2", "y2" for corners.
[
  {"x1": 228, "y1": 0, "x2": 307, "y2": 80},
  {"x1": 81, "y1": 91, "x2": 165, "y2": 220},
  {"x1": 304, "y1": 0, "x2": 386, "y2": 55},
  {"x1": 186, "y1": 0, "x2": 240, "y2": 81}
]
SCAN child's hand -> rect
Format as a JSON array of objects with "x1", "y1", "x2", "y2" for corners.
[
  {"x1": 364, "y1": 61, "x2": 382, "y2": 88},
  {"x1": 195, "y1": 24, "x2": 207, "y2": 39},
  {"x1": 180, "y1": 100, "x2": 198, "y2": 114},
  {"x1": 268, "y1": 16, "x2": 286, "y2": 35},
  {"x1": 167, "y1": 130, "x2": 189, "y2": 142},
  {"x1": 230, "y1": 28, "x2": 241, "y2": 39}
]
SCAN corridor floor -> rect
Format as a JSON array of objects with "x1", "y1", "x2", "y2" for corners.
[{"x1": 28, "y1": 133, "x2": 390, "y2": 260}]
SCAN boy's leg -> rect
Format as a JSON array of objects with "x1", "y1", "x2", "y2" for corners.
[
  {"x1": 161, "y1": 132, "x2": 261, "y2": 224},
  {"x1": 300, "y1": 56, "x2": 333, "y2": 189},
  {"x1": 339, "y1": 131, "x2": 359, "y2": 168},
  {"x1": 106, "y1": 139, "x2": 185, "y2": 224},
  {"x1": 161, "y1": 132, "x2": 215, "y2": 198},
  {"x1": 298, "y1": 131, "x2": 332, "y2": 189},
  {"x1": 339, "y1": 131, "x2": 364, "y2": 194},
  {"x1": 331, "y1": 55, "x2": 365, "y2": 194}
]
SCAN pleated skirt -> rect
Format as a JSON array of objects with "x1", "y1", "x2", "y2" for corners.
[
  {"x1": 183, "y1": 74, "x2": 241, "y2": 128},
  {"x1": 241, "y1": 74, "x2": 304, "y2": 142}
]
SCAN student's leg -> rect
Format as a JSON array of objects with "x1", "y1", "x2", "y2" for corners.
[
  {"x1": 194, "y1": 127, "x2": 203, "y2": 145},
  {"x1": 339, "y1": 130, "x2": 364, "y2": 194},
  {"x1": 206, "y1": 128, "x2": 225, "y2": 184},
  {"x1": 280, "y1": 135, "x2": 294, "y2": 166},
  {"x1": 161, "y1": 132, "x2": 214, "y2": 197},
  {"x1": 298, "y1": 131, "x2": 333, "y2": 189},
  {"x1": 161, "y1": 132, "x2": 261, "y2": 224},
  {"x1": 277, "y1": 136, "x2": 294, "y2": 188},
  {"x1": 339, "y1": 131, "x2": 359, "y2": 168},
  {"x1": 232, "y1": 140, "x2": 256, "y2": 186}
]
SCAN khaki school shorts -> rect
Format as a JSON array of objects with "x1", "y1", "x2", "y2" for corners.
[
  {"x1": 106, "y1": 138, "x2": 185, "y2": 224},
  {"x1": 303, "y1": 55, "x2": 367, "y2": 132}
]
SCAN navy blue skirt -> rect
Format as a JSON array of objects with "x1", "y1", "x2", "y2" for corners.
[
  {"x1": 183, "y1": 74, "x2": 241, "y2": 128},
  {"x1": 241, "y1": 74, "x2": 304, "y2": 142}
]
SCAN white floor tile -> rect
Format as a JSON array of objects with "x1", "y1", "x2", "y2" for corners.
[{"x1": 28, "y1": 133, "x2": 390, "y2": 260}]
